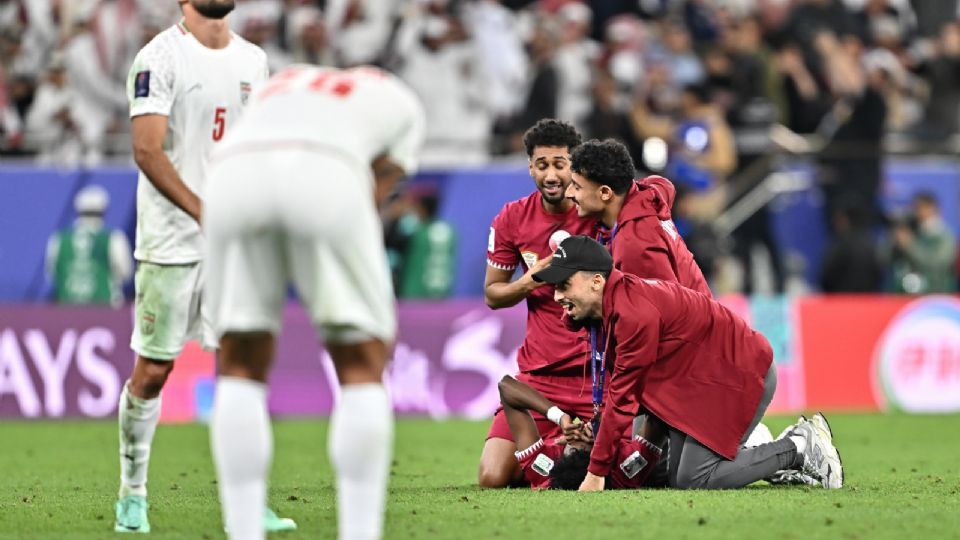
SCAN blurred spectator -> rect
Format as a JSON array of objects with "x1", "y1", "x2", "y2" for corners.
[
  {"x1": 601, "y1": 14, "x2": 646, "y2": 94},
  {"x1": 890, "y1": 192, "x2": 958, "y2": 294},
  {"x1": 24, "y1": 52, "x2": 82, "y2": 164},
  {"x1": 553, "y1": 1, "x2": 598, "y2": 130},
  {"x1": 820, "y1": 203, "x2": 883, "y2": 292},
  {"x1": 62, "y1": 6, "x2": 128, "y2": 165},
  {"x1": 397, "y1": 1, "x2": 491, "y2": 165},
  {"x1": 585, "y1": 68, "x2": 643, "y2": 166},
  {"x1": 908, "y1": 0, "x2": 958, "y2": 39},
  {"x1": 652, "y1": 17, "x2": 704, "y2": 89},
  {"x1": 233, "y1": 0, "x2": 291, "y2": 72},
  {"x1": 326, "y1": 0, "x2": 398, "y2": 66},
  {"x1": 908, "y1": 21, "x2": 960, "y2": 140},
  {"x1": 463, "y1": 0, "x2": 528, "y2": 122},
  {"x1": 45, "y1": 184, "x2": 133, "y2": 306},
  {"x1": 399, "y1": 188, "x2": 457, "y2": 299},
  {"x1": 287, "y1": 5, "x2": 330, "y2": 65},
  {"x1": 815, "y1": 31, "x2": 886, "y2": 228},
  {"x1": 502, "y1": 16, "x2": 560, "y2": 152}
]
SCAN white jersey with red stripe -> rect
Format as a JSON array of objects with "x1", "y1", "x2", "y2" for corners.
[
  {"x1": 127, "y1": 21, "x2": 268, "y2": 264},
  {"x1": 214, "y1": 65, "x2": 426, "y2": 188}
]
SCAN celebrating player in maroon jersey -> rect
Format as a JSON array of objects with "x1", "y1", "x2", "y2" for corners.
[
  {"x1": 534, "y1": 236, "x2": 843, "y2": 491},
  {"x1": 479, "y1": 119, "x2": 596, "y2": 487}
]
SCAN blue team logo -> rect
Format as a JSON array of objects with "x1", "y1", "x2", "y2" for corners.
[
  {"x1": 872, "y1": 296, "x2": 960, "y2": 413},
  {"x1": 134, "y1": 71, "x2": 150, "y2": 98}
]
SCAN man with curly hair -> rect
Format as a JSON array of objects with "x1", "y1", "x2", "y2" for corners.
[
  {"x1": 564, "y1": 138, "x2": 713, "y2": 450},
  {"x1": 566, "y1": 138, "x2": 710, "y2": 295},
  {"x1": 479, "y1": 118, "x2": 597, "y2": 488}
]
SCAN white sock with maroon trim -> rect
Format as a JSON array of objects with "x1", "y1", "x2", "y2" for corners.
[{"x1": 329, "y1": 384, "x2": 393, "y2": 540}]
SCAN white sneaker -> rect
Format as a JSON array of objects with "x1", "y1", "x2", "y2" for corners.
[
  {"x1": 797, "y1": 416, "x2": 842, "y2": 489},
  {"x1": 776, "y1": 415, "x2": 807, "y2": 440},
  {"x1": 810, "y1": 412, "x2": 843, "y2": 489},
  {"x1": 767, "y1": 469, "x2": 821, "y2": 487}
]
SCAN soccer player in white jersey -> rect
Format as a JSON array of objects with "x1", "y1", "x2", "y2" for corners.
[
  {"x1": 203, "y1": 65, "x2": 425, "y2": 540},
  {"x1": 116, "y1": 0, "x2": 293, "y2": 534}
]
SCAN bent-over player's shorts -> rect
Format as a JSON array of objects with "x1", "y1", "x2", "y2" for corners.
[
  {"x1": 204, "y1": 148, "x2": 396, "y2": 345},
  {"x1": 486, "y1": 368, "x2": 596, "y2": 442},
  {"x1": 130, "y1": 261, "x2": 216, "y2": 361}
]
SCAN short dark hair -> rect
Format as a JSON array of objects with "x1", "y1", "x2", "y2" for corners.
[
  {"x1": 570, "y1": 139, "x2": 636, "y2": 194},
  {"x1": 548, "y1": 448, "x2": 592, "y2": 490},
  {"x1": 522, "y1": 119, "x2": 582, "y2": 157}
]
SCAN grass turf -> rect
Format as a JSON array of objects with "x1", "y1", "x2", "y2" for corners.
[{"x1": 1, "y1": 414, "x2": 959, "y2": 539}]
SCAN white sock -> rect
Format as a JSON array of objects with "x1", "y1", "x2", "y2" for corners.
[
  {"x1": 790, "y1": 434, "x2": 807, "y2": 455},
  {"x1": 329, "y1": 384, "x2": 394, "y2": 540},
  {"x1": 211, "y1": 377, "x2": 271, "y2": 540},
  {"x1": 118, "y1": 381, "x2": 161, "y2": 498}
]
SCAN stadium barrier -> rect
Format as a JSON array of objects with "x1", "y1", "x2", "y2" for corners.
[
  {"x1": 2, "y1": 294, "x2": 959, "y2": 421},
  {"x1": 2, "y1": 159, "x2": 959, "y2": 301}
]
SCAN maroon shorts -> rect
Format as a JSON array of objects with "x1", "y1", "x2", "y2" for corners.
[{"x1": 486, "y1": 369, "x2": 595, "y2": 442}]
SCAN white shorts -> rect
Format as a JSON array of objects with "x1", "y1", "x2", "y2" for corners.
[
  {"x1": 204, "y1": 149, "x2": 396, "y2": 344},
  {"x1": 130, "y1": 261, "x2": 216, "y2": 361}
]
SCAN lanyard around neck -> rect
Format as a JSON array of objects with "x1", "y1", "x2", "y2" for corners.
[{"x1": 589, "y1": 323, "x2": 606, "y2": 437}]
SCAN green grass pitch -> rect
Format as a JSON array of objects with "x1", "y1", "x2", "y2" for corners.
[{"x1": 2, "y1": 414, "x2": 959, "y2": 539}]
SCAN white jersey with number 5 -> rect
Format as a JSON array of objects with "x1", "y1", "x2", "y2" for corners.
[
  {"x1": 215, "y1": 65, "x2": 426, "y2": 184},
  {"x1": 127, "y1": 21, "x2": 268, "y2": 264}
]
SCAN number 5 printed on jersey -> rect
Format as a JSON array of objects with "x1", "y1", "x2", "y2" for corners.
[{"x1": 212, "y1": 106, "x2": 226, "y2": 141}]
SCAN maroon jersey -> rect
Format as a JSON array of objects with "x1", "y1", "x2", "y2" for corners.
[
  {"x1": 488, "y1": 193, "x2": 595, "y2": 372},
  {"x1": 516, "y1": 435, "x2": 662, "y2": 490},
  {"x1": 588, "y1": 270, "x2": 773, "y2": 477}
]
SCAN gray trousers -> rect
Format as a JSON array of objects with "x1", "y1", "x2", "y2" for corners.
[{"x1": 665, "y1": 364, "x2": 799, "y2": 489}]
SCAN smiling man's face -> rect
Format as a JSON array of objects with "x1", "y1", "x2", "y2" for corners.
[
  {"x1": 529, "y1": 145, "x2": 572, "y2": 206},
  {"x1": 553, "y1": 271, "x2": 604, "y2": 322}
]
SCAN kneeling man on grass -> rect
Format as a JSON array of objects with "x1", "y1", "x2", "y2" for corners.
[{"x1": 532, "y1": 235, "x2": 843, "y2": 491}]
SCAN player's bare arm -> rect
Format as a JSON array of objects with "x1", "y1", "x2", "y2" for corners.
[
  {"x1": 483, "y1": 255, "x2": 552, "y2": 309},
  {"x1": 498, "y1": 375, "x2": 577, "y2": 450},
  {"x1": 131, "y1": 114, "x2": 202, "y2": 223},
  {"x1": 372, "y1": 154, "x2": 407, "y2": 208}
]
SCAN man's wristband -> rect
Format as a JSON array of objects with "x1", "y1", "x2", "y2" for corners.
[{"x1": 546, "y1": 406, "x2": 564, "y2": 425}]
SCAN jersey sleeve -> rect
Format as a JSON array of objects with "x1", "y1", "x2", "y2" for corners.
[
  {"x1": 384, "y1": 85, "x2": 426, "y2": 175},
  {"x1": 515, "y1": 439, "x2": 563, "y2": 490},
  {"x1": 487, "y1": 207, "x2": 519, "y2": 271},
  {"x1": 608, "y1": 435, "x2": 663, "y2": 489},
  {"x1": 127, "y1": 40, "x2": 176, "y2": 118}
]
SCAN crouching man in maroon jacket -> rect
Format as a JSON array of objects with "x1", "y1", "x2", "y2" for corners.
[{"x1": 533, "y1": 235, "x2": 844, "y2": 491}]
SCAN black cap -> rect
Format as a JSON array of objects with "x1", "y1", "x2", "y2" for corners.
[{"x1": 532, "y1": 235, "x2": 613, "y2": 285}]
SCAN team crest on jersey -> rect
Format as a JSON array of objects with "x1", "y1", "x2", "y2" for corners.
[
  {"x1": 619, "y1": 450, "x2": 647, "y2": 479},
  {"x1": 240, "y1": 81, "x2": 251, "y2": 105},
  {"x1": 532, "y1": 453, "x2": 555, "y2": 477},
  {"x1": 134, "y1": 71, "x2": 150, "y2": 98},
  {"x1": 521, "y1": 251, "x2": 539, "y2": 269}
]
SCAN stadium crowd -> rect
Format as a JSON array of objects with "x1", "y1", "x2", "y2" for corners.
[{"x1": 5, "y1": 0, "x2": 960, "y2": 295}]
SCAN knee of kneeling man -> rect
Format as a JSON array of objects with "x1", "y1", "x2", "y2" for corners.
[{"x1": 673, "y1": 471, "x2": 706, "y2": 490}]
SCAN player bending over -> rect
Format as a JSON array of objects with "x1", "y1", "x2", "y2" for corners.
[{"x1": 204, "y1": 65, "x2": 424, "y2": 540}]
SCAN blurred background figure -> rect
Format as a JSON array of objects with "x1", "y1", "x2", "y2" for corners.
[
  {"x1": 820, "y1": 202, "x2": 883, "y2": 293},
  {"x1": 398, "y1": 186, "x2": 457, "y2": 299},
  {"x1": 890, "y1": 192, "x2": 958, "y2": 295},
  {"x1": 45, "y1": 184, "x2": 132, "y2": 306},
  {"x1": 24, "y1": 52, "x2": 82, "y2": 164}
]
